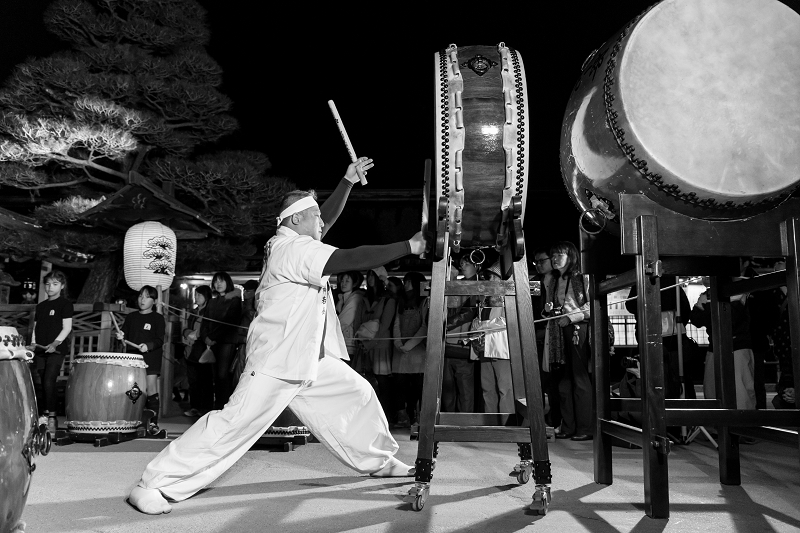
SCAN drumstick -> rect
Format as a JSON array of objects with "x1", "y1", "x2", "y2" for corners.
[
  {"x1": 327, "y1": 100, "x2": 368, "y2": 185},
  {"x1": 109, "y1": 312, "x2": 143, "y2": 350},
  {"x1": 420, "y1": 158, "x2": 432, "y2": 260}
]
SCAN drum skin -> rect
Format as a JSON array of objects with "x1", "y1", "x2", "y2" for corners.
[
  {"x1": 560, "y1": 0, "x2": 800, "y2": 233},
  {"x1": 65, "y1": 353, "x2": 146, "y2": 434},
  {"x1": 0, "y1": 360, "x2": 38, "y2": 533},
  {"x1": 434, "y1": 43, "x2": 530, "y2": 251}
]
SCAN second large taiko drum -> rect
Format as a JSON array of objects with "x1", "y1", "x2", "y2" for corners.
[
  {"x1": 432, "y1": 43, "x2": 530, "y2": 256},
  {"x1": 560, "y1": 0, "x2": 800, "y2": 233}
]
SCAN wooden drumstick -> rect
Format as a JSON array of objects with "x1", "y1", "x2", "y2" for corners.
[
  {"x1": 327, "y1": 100, "x2": 368, "y2": 185},
  {"x1": 109, "y1": 311, "x2": 142, "y2": 350},
  {"x1": 420, "y1": 158, "x2": 431, "y2": 259}
]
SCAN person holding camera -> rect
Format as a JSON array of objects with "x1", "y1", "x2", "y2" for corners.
[
  {"x1": 543, "y1": 241, "x2": 593, "y2": 441},
  {"x1": 690, "y1": 288, "x2": 757, "y2": 411},
  {"x1": 532, "y1": 246, "x2": 561, "y2": 430}
]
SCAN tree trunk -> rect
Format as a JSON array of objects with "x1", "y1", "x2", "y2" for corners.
[{"x1": 76, "y1": 253, "x2": 120, "y2": 304}]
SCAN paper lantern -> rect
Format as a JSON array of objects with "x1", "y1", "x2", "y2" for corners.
[{"x1": 124, "y1": 221, "x2": 177, "y2": 291}]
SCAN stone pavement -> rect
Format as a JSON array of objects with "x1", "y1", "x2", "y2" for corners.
[{"x1": 19, "y1": 416, "x2": 800, "y2": 533}]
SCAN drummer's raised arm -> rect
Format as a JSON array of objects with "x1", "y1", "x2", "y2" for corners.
[{"x1": 320, "y1": 158, "x2": 374, "y2": 237}]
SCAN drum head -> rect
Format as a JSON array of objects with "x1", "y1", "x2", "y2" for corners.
[{"x1": 622, "y1": 0, "x2": 800, "y2": 198}]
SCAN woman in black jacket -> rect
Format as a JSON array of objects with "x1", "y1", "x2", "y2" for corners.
[{"x1": 205, "y1": 272, "x2": 243, "y2": 409}]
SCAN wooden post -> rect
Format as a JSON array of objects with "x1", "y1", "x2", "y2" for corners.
[
  {"x1": 415, "y1": 236, "x2": 449, "y2": 481},
  {"x1": 591, "y1": 274, "x2": 612, "y2": 485},
  {"x1": 635, "y1": 215, "x2": 669, "y2": 519},
  {"x1": 781, "y1": 218, "x2": 800, "y2": 462},
  {"x1": 157, "y1": 285, "x2": 174, "y2": 419},
  {"x1": 710, "y1": 276, "x2": 740, "y2": 484},
  {"x1": 98, "y1": 304, "x2": 113, "y2": 351}
]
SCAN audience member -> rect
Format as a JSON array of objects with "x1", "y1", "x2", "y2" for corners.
[
  {"x1": 205, "y1": 271, "x2": 242, "y2": 409},
  {"x1": 231, "y1": 279, "x2": 259, "y2": 388},
  {"x1": 690, "y1": 287, "x2": 757, "y2": 410},
  {"x1": 544, "y1": 241, "x2": 593, "y2": 441},
  {"x1": 532, "y1": 246, "x2": 560, "y2": 429},
  {"x1": 442, "y1": 254, "x2": 479, "y2": 412},
  {"x1": 386, "y1": 276, "x2": 409, "y2": 427},
  {"x1": 117, "y1": 285, "x2": 166, "y2": 432},
  {"x1": 626, "y1": 276, "x2": 692, "y2": 399},
  {"x1": 474, "y1": 262, "x2": 514, "y2": 413},
  {"x1": 772, "y1": 371, "x2": 796, "y2": 409},
  {"x1": 361, "y1": 267, "x2": 397, "y2": 423},
  {"x1": 393, "y1": 271, "x2": 429, "y2": 435},
  {"x1": 336, "y1": 271, "x2": 367, "y2": 361},
  {"x1": 27, "y1": 270, "x2": 73, "y2": 435},
  {"x1": 183, "y1": 286, "x2": 214, "y2": 417}
]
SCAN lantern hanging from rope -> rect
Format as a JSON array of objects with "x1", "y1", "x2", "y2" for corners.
[{"x1": 123, "y1": 221, "x2": 177, "y2": 291}]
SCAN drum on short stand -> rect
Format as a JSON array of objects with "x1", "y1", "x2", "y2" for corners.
[
  {"x1": 431, "y1": 42, "x2": 530, "y2": 258},
  {"x1": 560, "y1": 0, "x2": 800, "y2": 234},
  {"x1": 0, "y1": 328, "x2": 49, "y2": 533},
  {"x1": 65, "y1": 352, "x2": 147, "y2": 435}
]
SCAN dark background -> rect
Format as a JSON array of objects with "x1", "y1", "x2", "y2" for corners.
[{"x1": 0, "y1": 1, "x2": 657, "y2": 257}]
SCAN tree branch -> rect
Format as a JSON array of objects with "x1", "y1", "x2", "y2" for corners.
[
  {"x1": 51, "y1": 153, "x2": 128, "y2": 180},
  {"x1": 9, "y1": 178, "x2": 88, "y2": 190}
]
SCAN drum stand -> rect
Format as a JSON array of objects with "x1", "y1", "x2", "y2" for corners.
[
  {"x1": 55, "y1": 408, "x2": 167, "y2": 447},
  {"x1": 588, "y1": 193, "x2": 800, "y2": 519},
  {"x1": 404, "y1": 229, "x2": 552, "y2": 513}
]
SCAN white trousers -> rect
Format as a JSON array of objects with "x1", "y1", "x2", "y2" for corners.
[
  {"x1": 139, "y1": 356, "x2": 399, "y2": 501},
  {"x1": 703, "y1": 349, "x2": 757, "y2": 410}
]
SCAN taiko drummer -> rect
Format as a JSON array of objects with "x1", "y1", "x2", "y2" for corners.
[
  {"x1": 116, "y1": 285, "x2": 166, "y2": 433},
  {"x1": 129, "y1": 158, "x2": 430, "y2": 515}
]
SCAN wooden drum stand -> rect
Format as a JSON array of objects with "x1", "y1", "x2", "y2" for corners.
[
  {"x1": 405, "y1": 208, "x2": 552, "y2": 513},
  {"x1": 586, "y1": 194, "x2": 800, "y2": 519}
]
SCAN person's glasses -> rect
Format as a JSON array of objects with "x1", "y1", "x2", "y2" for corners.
[{"x1": 532, "y1": 257, "x2": 550, "y2": 266}]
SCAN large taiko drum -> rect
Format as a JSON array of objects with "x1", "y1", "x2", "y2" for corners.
[
  {"x1": 0, "y1": 327, "x2": 48, "y2": 533},
  {"x1": 560, "y1": 0, "x2": 800, "y2": 233},
  {"x1": 65, "y1": 352, "x2": 147, "y2": 435},
  {"x1": 432, "y1": 43, "x2": 530, "y2": 256}
]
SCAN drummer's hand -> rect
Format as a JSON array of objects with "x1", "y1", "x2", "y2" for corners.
[
  {"x1": 344, "y1": 157, "x2": 373, "y2": 184},
  {"x1": 115, "y1": 331, "x2": 124, "y2": 341},
  {"x1": 408, "y1": 231, "x2": 430, "y2": 255},
  {"x1": 45, "y1": 341, "x2": 60, "y2": 353},
  {"x1": 556, "y1": 316, "x2": 571, "y2": 328},
  {"x1": 138, "y1": 343, "x2": 148, "y2": 353},
  {"x1": 205, "y1": 337, "x2": 216, "y2": 346}
]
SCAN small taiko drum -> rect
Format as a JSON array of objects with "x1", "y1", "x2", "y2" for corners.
[
  {"x1": 560, "y1": 0, "x2": 800, "y2": 233},
  {"x1": 65, "y1": 352, "x2": 147, "y2": 434},
  {"x1": 0, "y1": 327, "x2": 49, "y2": 533},
  {"x1": 432, "y1": 43, "x2": 530, "y2": 257}
]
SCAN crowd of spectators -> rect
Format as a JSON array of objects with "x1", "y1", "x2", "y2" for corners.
[{"x1": 21, "y1": 251, "x2": 796, "y2": 440}]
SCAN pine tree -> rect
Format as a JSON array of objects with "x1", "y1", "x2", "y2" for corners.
[{"x1": 0, "y1": 0, "x2": 291, "y2": 299}]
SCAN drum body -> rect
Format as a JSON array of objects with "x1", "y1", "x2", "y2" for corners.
[
  {"x1": 560, "y1": 0, "x2": 800, "y2": 233},
  {"x1": 65, "y1": 352, "x2": 147, "y2": 434},
  {"x1": 433, "y1": 43, "x2": 530, "y2": 252},
  {"x1": 0, "y1": 359, "x2": 38, "y2": 533}
]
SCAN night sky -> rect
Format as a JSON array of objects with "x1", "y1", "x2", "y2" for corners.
[{"x1": 0, "y1": 1, "x2": 657, "y2": 252}]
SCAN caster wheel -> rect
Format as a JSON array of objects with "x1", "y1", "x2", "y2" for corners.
[
  {"x1": 530, "y1": 486, "x2": 551, "y2": 515},
  {"x1": 412, "y1": 492, "x2": 427, "y2": 511},
  {"x1": 283, "y1": 442, "x2": 294, "y2": 452},
  {"x1": 516, "y1": 469, "x2": 530, "y2": 484},
  {"x1": 529, "y1": 498, "x2": 548, "y2": 515},
  {"x1": 405, "y1": 483, "x2": 430, "y2": 512}
]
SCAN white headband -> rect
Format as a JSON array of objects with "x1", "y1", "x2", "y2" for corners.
[{"x1": 276, "y1": 196, "x2": 318, "y2": 225}]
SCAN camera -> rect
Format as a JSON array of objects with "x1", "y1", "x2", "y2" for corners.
[
  {"x1": 543, "y1": 302, "x2": 563, "y2": 317},
  {"x1": 621, "y1": 354, "x2": 639, "y2": 369},
  {"x1": 529, "y1": 279, "x2": 541, "y2": 296}
]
